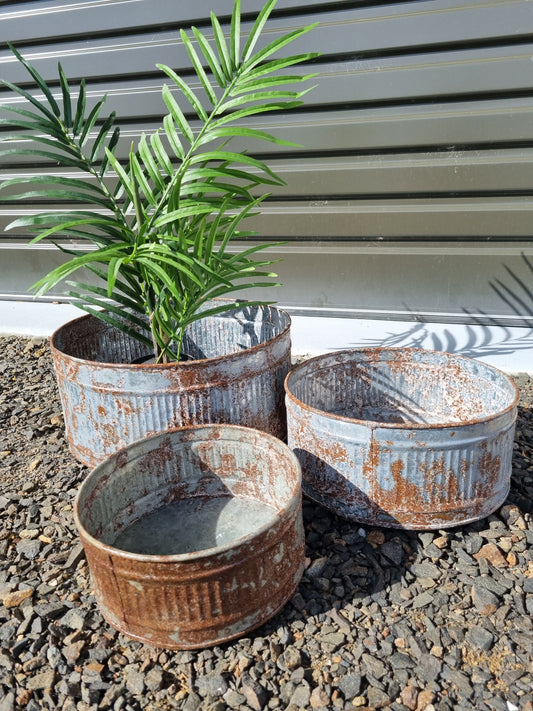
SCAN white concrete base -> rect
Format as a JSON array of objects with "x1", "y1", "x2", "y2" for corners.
[
  {"x1": 290, "y1": 315, "x2": 533, "y2": 375},
  {"x1": 1, "y1": 300, "x2": 532, "y2": 374},
  {"x1": 0, "y1": 301, "x2": 82, "y2": 338}
]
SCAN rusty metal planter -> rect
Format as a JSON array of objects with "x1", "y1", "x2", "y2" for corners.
[
  {"x1": 285, "y1": 348, "x2": 518, "y2": 530},
  {"x1": 51, "y1": 304, "x2": 291, "y2": 468},
  {"x1": 73, "y1": 423, "x2": 304, "y2": 649}
]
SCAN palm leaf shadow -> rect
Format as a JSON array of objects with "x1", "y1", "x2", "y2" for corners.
[{"x1": 358, "y1": 253, "x2": 533, "y2": 359}]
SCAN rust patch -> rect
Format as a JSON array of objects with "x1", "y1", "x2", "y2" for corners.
[
  {"x1": 478, "y1": 450, "x2": 502, "y2": 481},
  {"x1": 420, "y1": 456, "x2": 459, "y2": 506},
  {"x1": 375, "y1": 457, "x2": 421, "y2": 511},
  {"x1": 362, "y1": 438, "x2": 375, "y2": 480},
  {"x1": 137, "y1": 435, "x2": 175, "y2": 476},
  {"x1": 473, "y1": 449, "x2": 502, "y2": 503}
]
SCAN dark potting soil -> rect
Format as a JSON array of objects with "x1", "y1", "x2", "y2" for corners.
[{"x1": 1, "y1": 336, "x2": 532, "y2": 711}]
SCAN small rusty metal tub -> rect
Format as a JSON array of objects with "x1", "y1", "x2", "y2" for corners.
[
  {"x1": 52, "y1": 303, "x2": 291, "y2": 468},
  {"x1": 74, "y1": 424, "x2": 304, "y2": 649},
  {"x1": 285, "y1": 348, "x2": 518, "y2": 530}
]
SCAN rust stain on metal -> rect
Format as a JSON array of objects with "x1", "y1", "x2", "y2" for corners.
[
  {"x1": 73, "y1": 424, "x2": 304, "y2": 649},
  {"x1": 472, "y1": 446, "x2": 504, "y2": 509},
  {"x1": 478, "y1": 450, "x2": 502, "y2": 482},
  {"x1": 361, "y1": 438, "x2": 379, "y2": 481}
]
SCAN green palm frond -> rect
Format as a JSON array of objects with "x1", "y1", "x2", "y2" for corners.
[{"x1": 0, "y1": 0, "x2": 319, "y2": 362}]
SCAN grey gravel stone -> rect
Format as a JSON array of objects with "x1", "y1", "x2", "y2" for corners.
[
  {"x1": 0, "y1": 691, "x2": 14, "y2": 711},
  {"x1": 381, "y1": 539, "x2": 404, "y2": 565},
  {"x1": 279, "y1": 647, "x2": 302, "y2": 671},
  {"x1": 26, "y1": 667, "x2": 56, "y2": 690},
  {"x1": 471, "y1": 581, "x2": 500, "y2": 614},
  {"x1": 144, "y1": 667, "x2": 163, "y2": 692},
  {"x1": 223, "y1": 688, "x2": 246, "y2": 708},
  {"x1": 182, "y1": 691, "x2": 202, "y2": 711},
  {"x1": 124, "y1": 666, "x2": 145, "y2": 695},
  {"x1": 196, "y1": 673, "x2": 228, "y2": 699},
  {"x1": 367, "y1": 685, "x2": 391, "y2": 708},
  {"x1": 465, "y1": 626, "x2": 494, "y2": 650},
  {"x1": 336, "y1": 672, "x2": 362, "y2": 699},
  {"x1": 523, "y1": 577, "x2": 533, "y2": 594},
  {"x1": 306, "y1": 556, "x2": 328, "y2": 579},
  {"x1": 411, "y1": 590, "x2": 434, "y2": 608},
  {"x1": 409, "y1": 562, "x2": 441, "y2": 579},
  {"x1": 288, "y1": 680, "x2": 311, "y2": 708},
  {"x1": 16, "y1": 539, "x2": 41, "y2": 560},
  {"x1": 241, "y1": 676, "x2": 269, "y2": 710},
  {"x1": 417, "y1": 653, "x2": 442, "y2": 683},
  {"x1": 361, "y1": 653, "x2": 387, "y2": 679}
]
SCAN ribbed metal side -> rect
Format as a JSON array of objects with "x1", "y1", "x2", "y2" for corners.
[
  {"x1": 74, "y1": 424, "x2": 304, "y2": 649},
  {"x1": 285, "y1": 347, "x2": 518, "y2": 530},
  {"x1": 51, "y1": 304, "x2": 291, "y2": 468}
]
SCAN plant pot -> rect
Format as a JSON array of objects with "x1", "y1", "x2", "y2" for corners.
[
  {"x1": 73, "y1": 424, "x2": 304, "y2": 649},
  {"x1": 51, "y1": 303, "x2": 291, "y2": 468},
  {"x1": 285, "y1": 348, "x2": 518, "y2": 530}
]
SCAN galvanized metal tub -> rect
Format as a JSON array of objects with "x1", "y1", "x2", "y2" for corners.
[
  {"x1": 51, "y1": 303, "x2": 291, "y2": 468},
  {"x1": 73, "y1": 424, "x2": 304, "y2": 649},
  {"x1": 285, "y1": 348, "x2": 518, "y2": 530}
]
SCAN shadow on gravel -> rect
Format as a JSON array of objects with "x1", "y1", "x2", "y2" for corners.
[
  {"x1": 506, "y1": 401, "x2": 533, "y2": 515},
  {"x1": 251, "y1": 495, "x2": 422, "y2": 645}
]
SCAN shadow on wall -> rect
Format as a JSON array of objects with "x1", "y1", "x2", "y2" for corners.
[{"x1": 359, "y1": 253, "x2": 533, "y2": 361}]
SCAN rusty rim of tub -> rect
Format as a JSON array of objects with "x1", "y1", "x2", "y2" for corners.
[
  {"x1": 51, "y1": 305, "x2": 291, "y2": 370},
  {"x1": 73, "y1": 424, "x2": 302, "y2": 563},
  {"x1": 284, "y1": 347, "x2": 519, "y2": 430}
]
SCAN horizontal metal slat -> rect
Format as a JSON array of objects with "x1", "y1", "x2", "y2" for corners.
[
  {"x1": 0, "y1": 8, "x2": 326, "y2": 84},
  {"x1": 1, "y1": 241, "x2": 531, "y2": 325},
  {"x1": 2, "y1": 0, "x2": 533, "y2": 85},
  {"x1": 4, "y1": 43, "x2": 533, "y2": 123},
  {"x1": 262, "y1": 150, "x2": 533, "y2": 196},
  {"x1": 2, "y1": 237, "x2": 531, "y2": 255},
  {"x1": 2, "y1": 197, "x2": 533, "y2": 239},
  {"x1": 2, "y1": 149, "x2": 533, "y2": 199},
  {"x1": 3, "y1": 99, "x2": 533, "y2": 167},
  {"x1": 0, "y1": 0, "x2": 342, "y2": 44},
  {"x1": 248, "y1": 198, "x2": 533, "y2": 239}
]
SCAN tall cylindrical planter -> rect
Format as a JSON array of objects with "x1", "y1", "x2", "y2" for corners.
[
  {"x1": 285, "y1": 348, "x2": 518, "y2": 530},
  {"x1": 74, "y1": 424, "x2": 305, "y2": 649},
  {"x1": 51, "y1": 304, "x2": 291, "y2": 468}
]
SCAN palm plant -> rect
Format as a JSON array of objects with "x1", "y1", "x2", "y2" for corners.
[{"x1": 0, "y1": 0, "x2": 318, "y2": 362}]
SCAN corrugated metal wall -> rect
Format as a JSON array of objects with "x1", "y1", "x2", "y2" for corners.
[{"x1": 1, "y1": 0, "x2": 532, "y2": 328}]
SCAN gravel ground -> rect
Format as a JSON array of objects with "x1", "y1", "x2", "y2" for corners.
[{"x1": 0, "y1": 336, "x2": 532, "y2": 711}]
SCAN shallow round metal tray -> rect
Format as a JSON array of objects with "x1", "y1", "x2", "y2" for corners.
[
  {"x1": 74, "y1": 424, "x2": 304, "y2": 649},
  {"x1": 285, "y1": 347, "x2": 518, "y2": 530}
]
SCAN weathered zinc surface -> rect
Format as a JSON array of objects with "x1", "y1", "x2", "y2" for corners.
[
  {"x1": 51, "y1": 305, "x2": 291, "y2": 468},
  {"x1": 74, "y1": 424, "x2": 305, "y2": 649},
  {"x1": 285, "y1": 348, "x2": 518, "y2": 530}
]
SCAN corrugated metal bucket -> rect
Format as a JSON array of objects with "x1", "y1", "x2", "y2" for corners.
[
  {"x1": 285, "y1": 348, "x2": 518, "y2": 530},
  {"x1": 73, "y1": 423, "x2": 304, "y2": 649},
  {"x1": 51, "y1": 303, "x2": 291, "y2": 468}
]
